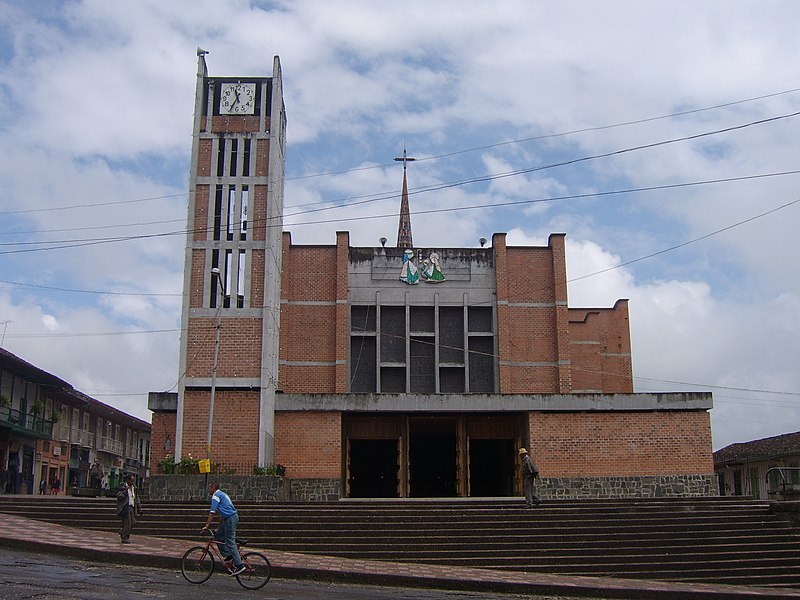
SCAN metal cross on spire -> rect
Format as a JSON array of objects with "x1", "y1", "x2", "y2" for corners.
[{"x1": 394, "y1": 148, "x2": 416, "y2": 249}]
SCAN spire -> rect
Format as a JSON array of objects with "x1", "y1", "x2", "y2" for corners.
[{"x1": 394, "y1": 148, "x2": 416, "y2": 248}]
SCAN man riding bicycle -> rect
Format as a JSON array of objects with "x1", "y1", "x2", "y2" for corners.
[{"x1": 201, "y1": 482, "x2": 245, "y2": 576}]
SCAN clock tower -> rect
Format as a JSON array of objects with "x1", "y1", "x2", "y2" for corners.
[{"x1": 173, "y1": 53, "x2": 286, "y2": 466}]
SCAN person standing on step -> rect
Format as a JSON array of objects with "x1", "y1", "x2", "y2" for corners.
[
  {"x1": 202, "y1": 482, "x2": 246, "y2": 577},
  {"x1": 518, "y1": 447, "x2": 541, "y2": 508},
  {"x1": 116, "y1": 474, "x2": 142, "y2": 544}
]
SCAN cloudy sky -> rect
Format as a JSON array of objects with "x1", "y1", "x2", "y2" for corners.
[{"x1": 1, "y1": 1, "x2": 798, "y2": 451}]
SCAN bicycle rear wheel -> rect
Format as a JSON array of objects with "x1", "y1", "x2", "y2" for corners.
[
  {"x1": 181, "y1": 546, "x2": 215, "y2": 584},
  {"x1": 235, "y1": 551, "x2": 271, "y2": 589}
]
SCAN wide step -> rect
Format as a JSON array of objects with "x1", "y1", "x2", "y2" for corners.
[{"x1": 1, "y1": 495, "x2": 799, "y2": 589}]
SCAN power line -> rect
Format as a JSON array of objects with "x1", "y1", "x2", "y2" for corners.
[
  {"x1": 0, "y1": 193, "x2": 186, "y2": 217},
  {"x1": 286, "y1": 86, "x2": 800, "y2": 182},
  {"x1": 1, "y1": 172, "x2": 798, "y2": 298},
  {"x1": 0, "y1": 217, "x2": 186, "y2": 238},
  {"x1": 3, "y1": 97, "x2": 799, "y2": 221},
  {"x1": 281, "y1": 110, "x2": 800, "y2": 217},
  {"x1": 6, "y1": 319, "x2": 797, "y2": 400},
  {"x1": 567, "y1": 196, "x2": 800, "y2": 282}
]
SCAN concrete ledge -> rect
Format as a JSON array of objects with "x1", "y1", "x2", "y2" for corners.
[{"x1": 276, "y1": 392, "x2": 713, "y2": 412}]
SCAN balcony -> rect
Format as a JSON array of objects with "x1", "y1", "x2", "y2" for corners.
[
  {"x1": 0, "y1": 406, "x2": 53, "y2": 439},
  {"x1": 50, "y1": 423, "x2": 94, "y2": 447},
  {"x1": 97, "y1": 435, "x2": 124, "y2": 456},
  {"x1": 51, "y1": 422, "x2": 71, "y2": 442},
  {"x1": 69, "y1": 428, "x2": 94, "y2": 448}
]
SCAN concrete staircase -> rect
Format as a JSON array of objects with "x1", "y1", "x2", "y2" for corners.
[{"x1": 2, "y1": 495, "x2": 799, "y2": 589}]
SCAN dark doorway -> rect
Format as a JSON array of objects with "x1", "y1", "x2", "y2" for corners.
[
  {"x1": 348, "y1": 439, "x2": 398, "y2": 497},
  {"x1": 409, "y1": 421, "x2": 457, "y2": 497},
  {"x1": 469, "y1": 439, "x2": 515, "y2": 497}
]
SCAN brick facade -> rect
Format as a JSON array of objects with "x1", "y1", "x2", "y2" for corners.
[
  {"x1": 529, "y1": 411, "x2": 714, "y2": 477},
  {"x1": 151, "y1": 55, "x2": 715, "y2": 500},
  {"x1": 274, "y1": 411, "x2": 341, "y2": 478}
]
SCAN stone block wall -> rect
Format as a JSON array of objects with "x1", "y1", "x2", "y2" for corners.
[
  {"x1": 147, "y1": 475, "x2": 340, "y2": 502},
  {"x1": 289, "y1": 478, "x2": 341, "y2": 502},
  {"x1": 536, "y1": 474, "x2": 719, "y2": 499}
]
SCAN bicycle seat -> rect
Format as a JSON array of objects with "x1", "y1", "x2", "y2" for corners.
[{"x1": 236, "y1": 538, "x2": 247, "y2": 546}]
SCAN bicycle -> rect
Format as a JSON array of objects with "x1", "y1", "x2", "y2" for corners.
[{"x1": 181, "y1": 529, "x2": 271, "y2": 590}]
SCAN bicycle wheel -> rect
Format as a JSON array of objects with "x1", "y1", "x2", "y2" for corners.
[
  {"x1": 181, "y1": 546, "x2": 215, "y2": 584},
  {"x1": 235, "y1": 551, "x2": 271, "y2": 590}
]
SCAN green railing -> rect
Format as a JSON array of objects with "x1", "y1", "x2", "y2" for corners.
[{"x1": 0, "y1": 406, "x2": 54, "y2": 438}]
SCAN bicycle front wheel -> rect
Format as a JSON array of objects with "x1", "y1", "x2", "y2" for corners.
[
  {"x1": 236, "y1": 551, "x2": 271, "y2": 590},
  {"x1": 181, "y1": 546, "x2": 215, "y2": 584}
]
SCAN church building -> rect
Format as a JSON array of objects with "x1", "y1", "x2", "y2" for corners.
[{"x1": 149, "y1": 55, "x2": 716, "y2": 500}]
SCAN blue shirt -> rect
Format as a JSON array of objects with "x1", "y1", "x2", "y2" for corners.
[{"x1": 209, "y1": 489, "x2": 237, "y2": 519}]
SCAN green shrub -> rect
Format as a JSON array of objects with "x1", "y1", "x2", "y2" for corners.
[
  {"x1": 158, "y1": 454, "x2": 175, "y2": 474},
  {"x1": 177, "y1": 454, "x2": 200, "y2": 474},
  {"x1": 252, "y1": 464, "x2": 286, "y2": 477}
]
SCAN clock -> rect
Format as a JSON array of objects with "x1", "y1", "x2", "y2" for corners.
[{"x1": 220, "y1": 82, "x2": 256, "y2": 115}]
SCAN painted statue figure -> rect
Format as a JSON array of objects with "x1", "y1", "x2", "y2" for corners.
[
  {"x1": 421, "y1": 252, "x2": 445, "y2": 283},
  {"x1": 400, "y1": 249, "x2": 420, "y2": 284}
]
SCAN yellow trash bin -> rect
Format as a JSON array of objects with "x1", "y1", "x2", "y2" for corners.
[{"x1": 198, "y1": 459, "x2": 211, "y2": 474}]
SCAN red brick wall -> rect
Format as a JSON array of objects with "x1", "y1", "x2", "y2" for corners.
[
  {"x1": 197, "y1": 139, "x2": 212, "y2": 177},
  {"x1": 251, "y1": 183, "x2": 268, "y2": 243},
  {"x1": 255, "y1": 137, "x2": 270, "y2": 177},
  {"x1": 207, "y1": 115, "x2": 268, "y2": 134},
  {"x1": 250, "y1": 249, "x2": 265, "y2": 307},
  {"x1": 529, "y1": 411, "x2": 714, "y2": 476},
  {"x1": 150, "y1": 412, "x2": 177, "y2": 470},
  {"x1": 278, "y1": 237, "x2": 340, "y2": 392},
  {"x1": 181, "y1": 389, "x2": 260, "y2": 465},
  {"x1": 569, "y1": 300, "x2": 633, "y2": 393},
  {"x1": 193, "y1": 186, "x2": 209, "y2": 242},
  {"x1": 189, "y1": 249, "x2": 207, "y2": 309},
  {"x1": 184, "y1": 317, "x2": 264, "y2": 379},
  {"x1": 274, "y1": 411, "x2": 342, "y2": 478},
  {"x1": 495, "y1": 234, "x2": 569, "y2": 393}
]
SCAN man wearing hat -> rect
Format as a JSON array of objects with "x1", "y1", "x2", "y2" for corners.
[{"x1": 518, "y1": 447, "x2": 541, "y2": 508}]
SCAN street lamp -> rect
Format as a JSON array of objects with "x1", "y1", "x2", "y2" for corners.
[{"x1": 207, "y1": 267, "x2": 224, "y2": 462}]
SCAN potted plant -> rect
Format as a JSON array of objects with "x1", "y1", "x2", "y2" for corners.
[{"x1": 31, "y1": 398, "x2": 45, "y2": 416}]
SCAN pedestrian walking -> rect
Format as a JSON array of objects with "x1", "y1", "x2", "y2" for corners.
[
  {"x1": 116, "y1": 474, "x2": 142, "y2": 543},
  {"x1": 50, "y1": 476, "x2": 60, "y2": 495},
  {"x1": 518, "y1": 447, "x2": 541, "y2": 508}
]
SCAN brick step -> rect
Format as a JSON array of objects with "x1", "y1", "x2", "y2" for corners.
[
  {"x1": 23, "y1": 515, "x2": 784, "y2": 532},
  {"x1": 258, "y1": 539, "x2": 800, "y2": 556},
  {"x1": 404, "y1": 551, "x2": 800, "y2": 569},
  {"x1": 4, "y1": 500, "x2": 772, "y2": 520},
  {"x1": 5, "y1": 508, "x2": 793, "y2": 538},
  {"x1": 19, "y1": 515, "x2": 793, "y2": 542}
]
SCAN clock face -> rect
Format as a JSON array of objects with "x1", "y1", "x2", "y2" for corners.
[{"x1": 220, "y1": 83, "x2": 256, "y2": 115}]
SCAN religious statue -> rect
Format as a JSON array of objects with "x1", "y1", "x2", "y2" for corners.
[
  {"x1": 421, "y1": 252, "x2": 445, "y2": 283},
  {"x1": 399, "y1": 249, "x2": 419, "y2": 284}
]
